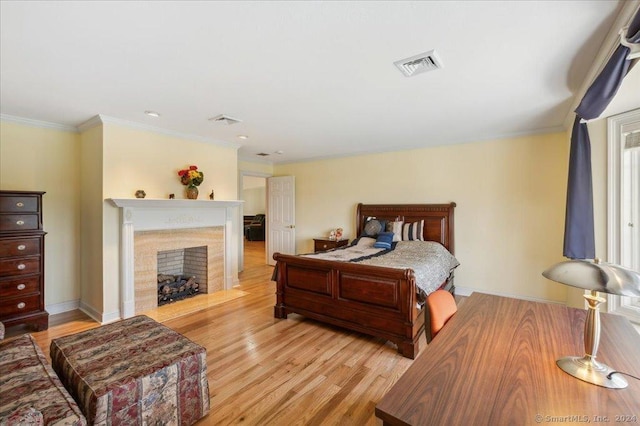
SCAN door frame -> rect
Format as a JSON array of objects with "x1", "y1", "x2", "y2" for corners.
[
  {"x1": 238, "y1": 170, "x2": 272, "y2": 271},
  {"x1": 607, "y1": 108, "x2": 640, "y2": 323}
]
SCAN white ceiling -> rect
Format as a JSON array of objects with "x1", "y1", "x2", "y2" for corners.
[{"x1": 0, "y1": 1, "x2": 634, "y2": 164}]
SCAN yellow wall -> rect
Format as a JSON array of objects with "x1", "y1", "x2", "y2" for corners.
[
  {"x1": 0, "y1": 117, "x2": 608, "y2": 311},
  {"x1": 99, "y1": 122, "x2": 239, "y2": 318},
  {"x1": 275, "y1": 132, "x2": 570, "y2": 303},
  {"x1": 239, "y1": 160, "x2": 274, "y2": 176},
  {"x1": 0, "y1": 121, "x2": 82, "y2": 311},
  {"x1": 1, "y1": 119, "x2": 239, "y2": 320},
  {"x1": 79, "y1": 124, "x2": 105, "y2": 318}
]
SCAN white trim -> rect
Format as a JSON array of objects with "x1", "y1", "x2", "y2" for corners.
[
  {"x1": 0, "y1": 114, "x2": 78, "y2": 132},
  {"x1": 76, "y1": 115, "x2": 103, "y2": 132},
  {"x1": 45, "y1": 299, "x2": 81, "y2": 315},
  {"x1": 607, "y1": 108, "x2": 640, "y2": 324},
  {"x1": 79, "y1": 300, "x2": 103, "y2": 324},
  {"x1": 77, "y1": 114, "x2": 240, "y2": 149},
  {"x1": 108, "y1": 198, "x2": 243, "y2": 318}
]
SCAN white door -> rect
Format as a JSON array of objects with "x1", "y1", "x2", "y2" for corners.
[{"x1": 267, "y1": 176, "x2": 296, "y2": 265}]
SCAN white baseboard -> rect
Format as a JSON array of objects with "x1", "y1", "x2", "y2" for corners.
[
  {"x1": 45, "y1": 299, "x2": 80, "y2": 315},
  {"x1": 78, "y1": 302, "x2": 122, "y2": 325},
  {"x1": 455, "y1": 286, "x2": 564, "y2": 305},
  {"x1": 78, "y1": 301, "x2": 102, "y2": 324}
]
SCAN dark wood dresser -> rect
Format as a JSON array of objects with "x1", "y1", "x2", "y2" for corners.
[{"x1": 0, "y1": 190, "x2": 48, "y2": 331}]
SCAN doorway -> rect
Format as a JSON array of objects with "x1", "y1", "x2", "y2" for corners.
[{"x1": 239, "y1": 172, "x2": 269, "y2": 270}]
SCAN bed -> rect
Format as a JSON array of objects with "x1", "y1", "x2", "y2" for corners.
[{"x1": 272, "y1": 203, "x2": 457, "y2": 359}]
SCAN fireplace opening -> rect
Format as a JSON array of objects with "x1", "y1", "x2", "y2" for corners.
[{"x1": 157, "y1": 246, "x2": 207, "y2": 306}]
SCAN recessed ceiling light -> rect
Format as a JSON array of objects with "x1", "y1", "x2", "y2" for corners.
[
  {"x1": 275, "y1": 150, "x2": 284, "y2": 154},
  {"x1": 237, "y1": 135, "x2": 249, "y2": 140},
  {"x1": 144, "y1": 111, "x2": 161, "y2": 117}
]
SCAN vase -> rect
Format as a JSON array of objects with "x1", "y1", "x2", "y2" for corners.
[{"x1": 186, "y1": 186, "x2": 199, "y2": 199}]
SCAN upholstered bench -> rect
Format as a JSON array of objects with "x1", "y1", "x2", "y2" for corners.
[
  {"x1": 50, "y1": 315, "x2": 210, "y2": 425},
  {"x1": 0, "y1": 333, "x2": 86, "y2": 425}
]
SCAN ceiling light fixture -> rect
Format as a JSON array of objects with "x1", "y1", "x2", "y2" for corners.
[
  {"x1": 275, "y1": 150, "x2": 284, "y2": 154},
  {"x1": 237, "y1": 135, "x2": 249, "y2": 140},
  {"x1": 144, "y1": 111, "x2": 161, "y2": 118}
]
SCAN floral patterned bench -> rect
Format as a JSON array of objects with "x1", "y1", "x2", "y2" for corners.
[
  {"x1": 50, "y1": 315, "x2": 210, "y2": 425},
  {"x1": 0, "y1": 332, "x2": 86, "y2": 425}
]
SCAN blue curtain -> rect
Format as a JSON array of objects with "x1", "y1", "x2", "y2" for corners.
[{"x1": 563, "y1": 10, "x2": 640, "y2": 259}]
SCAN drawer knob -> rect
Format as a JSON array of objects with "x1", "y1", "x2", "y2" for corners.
[
  {"x1": 16, "y1": 220, "x2": 25, "y2": 226},
  {"x1": 17, "y1": 302, "x2": 26, "y2": 309},
  {"x1": 17, "y1": 263, "x2": 26, "y2": 270},
  {"x1": 323, "y1": 244, "x2": 328, "y2": 248},
  {"x1": 16, "y1": 202, "x2": 24, "y2": 207},
  {"x1": 17, "y1": 244, "x2": 26, "y2": 251},
  {"x1": 17, "y1": 283, "x2": 26, "y2": 290}
]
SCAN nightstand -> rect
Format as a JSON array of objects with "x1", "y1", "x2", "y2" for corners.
[{"x1": 313, "y1": 238, "x2": 348, "y2": 252}]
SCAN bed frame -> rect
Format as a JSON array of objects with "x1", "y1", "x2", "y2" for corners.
[{"x1": 273, "y1": 203, "x2": 456, "y2": 359}]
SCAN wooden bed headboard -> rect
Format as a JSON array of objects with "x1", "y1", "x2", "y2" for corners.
[{"x1": 356, "y1": 203, "x2": 456, "y2": 254}]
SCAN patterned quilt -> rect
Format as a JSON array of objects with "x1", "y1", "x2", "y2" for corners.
[{"x1": 304, "y1": 237, "x2": 460, "y2": 297}]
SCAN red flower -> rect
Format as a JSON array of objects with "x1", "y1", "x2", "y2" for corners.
[
  {"x1": 189, "y1": 165, "x2": 198, "y2": 170},
  {"x1": 178, "y1": 170, "x2": 187, "y2": 176}
]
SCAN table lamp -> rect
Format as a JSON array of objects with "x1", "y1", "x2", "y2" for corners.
[{"x1": 542, "y1": 259, "x2": 640, "y2": 389}]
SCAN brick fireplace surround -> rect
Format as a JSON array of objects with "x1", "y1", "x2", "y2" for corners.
[{"x1": 109, "y1": 199, "x2": 243, "y2": 318}]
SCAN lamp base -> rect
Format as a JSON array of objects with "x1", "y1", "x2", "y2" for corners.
[{"x1": 557, "y1": 356, "x2": 627, "y2": 389}]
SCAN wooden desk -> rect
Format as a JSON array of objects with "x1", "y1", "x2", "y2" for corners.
[{"x1": 375, "y1": 293, "x2": 640, "y2": 425}]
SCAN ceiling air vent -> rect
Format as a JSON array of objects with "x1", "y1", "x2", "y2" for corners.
[
  {"x1": 394, "y1": 50, "x2": 443, "y2": 77},
  {"x1": 209, "y1": 114, "x2": 242, "y2": 125},
  {"x1": 256, "y1": 152, "x2": 270, "y2": 157}
]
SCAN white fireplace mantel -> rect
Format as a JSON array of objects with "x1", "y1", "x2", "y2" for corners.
[{"x1": 108, "y1": 198, "x2": 243, "y2": 318}]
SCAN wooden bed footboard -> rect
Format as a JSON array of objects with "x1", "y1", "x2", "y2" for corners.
[
  {"x1": 273, "y1": 202, "x2": 456, "y2": 359},
  {"x1": 273, "y1": 253, "x2": 430, "y2": 358}
]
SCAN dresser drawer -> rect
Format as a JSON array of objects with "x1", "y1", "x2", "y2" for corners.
[
  {"x1": 0, "y1": 237, "x2": 41, "y2": 257},
  {"x1": 0, "y1": 195, "x2": 39, "y2": 213},
  {"x1": 0, "y1": 257, "x2": 41, "y2": 276},
  {"x1": 0, "y1": 294, "x2": 42, "y2": 318},
  {"x1": 0, "y1": 276, "x2": 40, "y2": 297},
  {"x1": 0, "y1": 214, "x2": 40, "y2": 232}
]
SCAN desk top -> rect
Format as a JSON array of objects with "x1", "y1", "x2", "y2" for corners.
[{"x1": 375, "y1": 293, "x2": 640, "y2": 425}]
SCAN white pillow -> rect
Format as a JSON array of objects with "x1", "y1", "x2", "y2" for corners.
[{"x1": 386, "y1": 221, "x2": 404, "y2": 242}]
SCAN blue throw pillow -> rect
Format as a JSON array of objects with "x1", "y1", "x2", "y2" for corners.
[{"x1": 374, "y1": 232, "x2": 394, "y2": 249}]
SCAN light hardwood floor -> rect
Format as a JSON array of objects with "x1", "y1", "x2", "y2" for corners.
[{"x1": 10, "y1": 240, "x2": 445, "y2": 425}]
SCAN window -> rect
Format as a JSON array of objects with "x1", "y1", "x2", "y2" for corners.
[{"x1": 607, "y1": 108, "x2": 640, "y2": 323}]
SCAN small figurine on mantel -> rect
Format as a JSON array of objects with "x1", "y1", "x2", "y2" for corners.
[
  {"x1": 209, "y1": 190, "x2": 215, "y2": 200},
  {"x1": 135, "y1": 190, "x2": 146, "y2": 199},
  {"x1": 169, "y1": 193, "x2": 175, "y2": 199}
]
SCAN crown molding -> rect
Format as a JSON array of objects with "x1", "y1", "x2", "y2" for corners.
[
  {"x1": 562, "y1": 0, "x2": 640, "y2": 129},
  {"x1": 76, "y1": 115, "x2": 103, "y2": 132},
  {"x1": 0, "y1": 114, "x2": 78, "y2": 132},
  {"x1": 77, "y1": 114, "x2": 241, "y2": 149}
]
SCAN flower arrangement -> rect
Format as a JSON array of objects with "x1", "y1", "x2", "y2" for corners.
[{"x1": 178, "y1": 165, "x2": 204, "y2": 188}]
